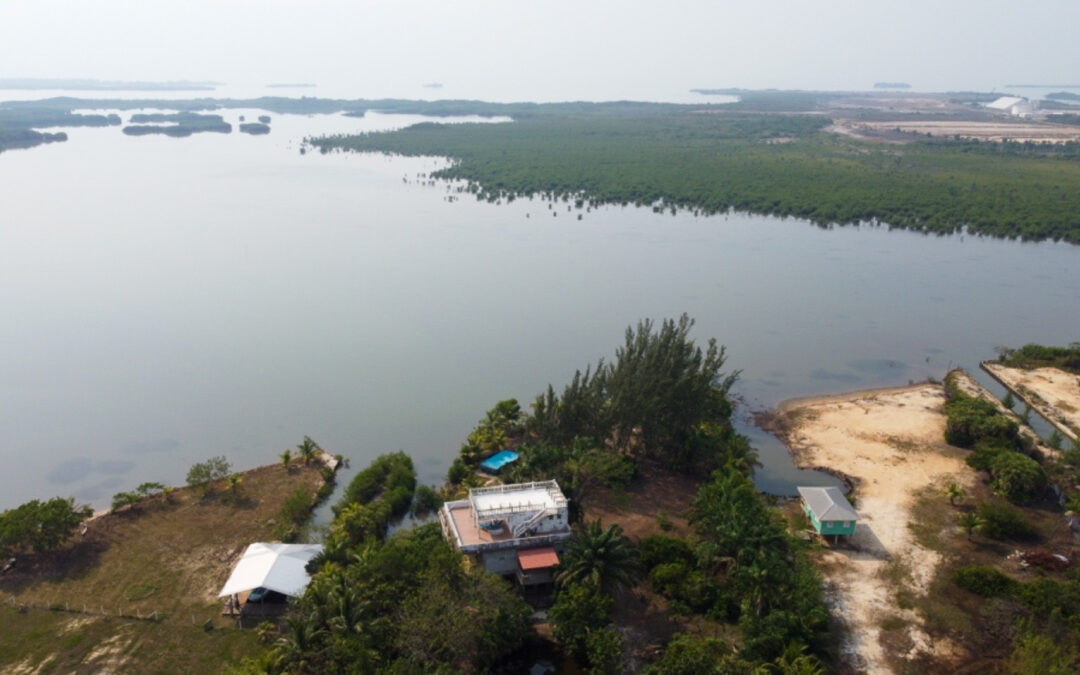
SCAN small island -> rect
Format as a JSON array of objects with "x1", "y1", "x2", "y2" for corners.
[
  {"x1": 123, "y1": 112, "x2": 232, "y2": 137},
  {"x1": 239, "y1": 122, "x2": 270, "y2": 135}
]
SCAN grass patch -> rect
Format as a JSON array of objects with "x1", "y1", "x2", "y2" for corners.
[
  {"x1": 0, "y1": 606, "x2": 261, "y2": 673},
  {"x1": 0, "y1": 461, "x2": 331, "y2": 671}
]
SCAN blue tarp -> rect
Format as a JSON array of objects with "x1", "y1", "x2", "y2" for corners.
[{"x1": 480, "y1": 450, "x2": 520, "y2": 472}]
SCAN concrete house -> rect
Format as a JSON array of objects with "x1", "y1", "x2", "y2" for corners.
[
  {"x1": 797, "y1": 486, "x2": 858, "y2": 537},
  {"x1": 438, "y1": 480, "x2": 572, "y2": 586}
]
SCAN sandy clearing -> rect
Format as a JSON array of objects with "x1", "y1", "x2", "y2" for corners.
[
  {"x1": 773, "y1": 384, "x2": 970, "y2": 673},
  {"x1": 828, "y1": 118, "x2": 1080, "y2": 144},
  {"x1": 983, "y1": 363, "x2": 1080, "y2": 441},
  {"x1": 949, "y1": 369, "x2": 1059, "y2": 461}
]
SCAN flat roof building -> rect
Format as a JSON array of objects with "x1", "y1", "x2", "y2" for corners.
[{"x1": 439, "y1": 480, "x2": 572, "y2": 586}]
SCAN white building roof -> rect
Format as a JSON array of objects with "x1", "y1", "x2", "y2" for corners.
[
  {"x1": 986, "y1": 96, "x2": 1024, "y2": 110},
  {"x1": 469, "y1": 480, "x2": 567, "y2": 519},
  {"x1": 797, "y1": 486, "x2": 859, "y2": 522},
  {"x1": 218, "y1": 542, "x2": 323, "y2": 598}
]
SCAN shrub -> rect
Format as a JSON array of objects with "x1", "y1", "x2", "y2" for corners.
[
  {"x1": 111, "y1": 491, "x2": 141, "y2": 511},
  {"x1": 186, "y1": 456, "x2": 231, "y2": 488},
  {"x1": 650, "y1": 562, "x2": 690, "y2": 596},
  {"x1": 638, "y1": 534, "x2": 695, "y2": 571},
  {"x1": 1017, "y1": 578, "x2": 1080, "y2": 618},
  {"x1": 953, "y1": 565, "x2": 1017, "y2": 597},
  {"x1": 978, "y1": 501, "x2": 1037, "y2": 540},
  {"x1": 447, "y1": 456, "x2": 471, "y2": 484},
  {"x1": 966, "y1": 440, "x2": 1012, "y2": 472},
  {"x1": 549, "y1": 582, "x2": 613, "y2": 659},
  {"x1": 411, "y1": 484, "x2": 443, "y2": 516},
  {"x1": 0, "y1": 497, "x2": 93, "y2": 556},
  {"x1": 279, "y1": 487, "x2": 315, "y2": 526},
  {"x1": 990, "y1": 452, "x2": 1047, "y2": 503}
]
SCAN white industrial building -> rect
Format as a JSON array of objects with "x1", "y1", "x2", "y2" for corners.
[
  {"x1": 438, "y1": 480, "x2": 572, "y2": 586},
  {"x1": 986, "y1": 95, "x2": 1035, "y2": 117}
]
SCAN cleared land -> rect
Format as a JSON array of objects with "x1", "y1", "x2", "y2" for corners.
[
  {"x1": 0, "y1": 459, "x2": 330, "y2": 673},
  {"x1": 829, "y1": 118, "x2": 1080, "y2": 143},
  {"x1": 769, "y1": 384, "x2": 971, "y2": 672},
  {"x1": 983, "y1": 362, "x2": 1080, "y2": 440}
]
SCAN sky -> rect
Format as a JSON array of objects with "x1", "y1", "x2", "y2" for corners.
[{"x1": 1, "y1": 0, "x2": 1079, "y2": 101}]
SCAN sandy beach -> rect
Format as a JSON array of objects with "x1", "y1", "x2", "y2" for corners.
[
  {"x1": 770, "y1": 383, "x2": 970, "y2": 673},
  {"x1": 983, "y1": 362, "x2": 1080, "y2": 441}
]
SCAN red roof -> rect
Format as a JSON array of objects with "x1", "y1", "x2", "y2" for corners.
[{"x1": 517, "y1": 546, "x2": 560, "y2": 571}]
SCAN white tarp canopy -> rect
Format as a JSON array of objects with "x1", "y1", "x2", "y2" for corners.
[{"x1": 218, "y1": 542, "x2": 323, "y2": 598}]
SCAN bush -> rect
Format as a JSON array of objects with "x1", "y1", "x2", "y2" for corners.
[
  {"x1": 1017, "y1": 578, "x2": 1080, "y2": 617},
  {"x1": 0, "y1": 497, "x2": 93, "y2": 556},
  {"x1": 638, "y1": 534, "x2": 695, "y2": 571},
  {"x1": 944, "y1": 384, "x2": 1018, "y2": 449},
  {"x1": 411, "y1": 484, "x2": 443, "y2": 516},
  {"x1": 953, "y1": 565, "x2": 1017, "y2": 597},
  {"x1": 447, "y1": 456, "x2": 471, "y2": 485},
  {"x1": 966, "y1": 441, "x2": 1012, "y2": 472},
  {"x1": 186, "y1": 456, "x2": 231, "y2": 488},
  {"x1": 336, "y1": 451, "x2": 416, "y2": 513},
  {"x1": 978, "y1": 501, "x2": 1037, "y2": 540},
  {"x1": 990, "y1": 452, "x2": 1048, "y2": 503},
  {"x1": 650, "y1": 562, "x2": 691, "y2": 597},
  {"x1": 550, "y1": 582, "x2": 613, "y2": 659},
  {"x1": 279, "y1": 487, "x2": 315, "y2": 526}
]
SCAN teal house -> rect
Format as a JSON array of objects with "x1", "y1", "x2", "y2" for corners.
[{"x1": 797, "y1": 486, "x2": 858, "y2": 537}]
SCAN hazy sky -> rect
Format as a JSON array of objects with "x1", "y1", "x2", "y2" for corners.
[{"x1": 2, "y1": 0, "x2": 1079, "y2": 101}]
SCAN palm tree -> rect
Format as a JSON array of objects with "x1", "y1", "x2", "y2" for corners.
[
  {"x1": 280, "y1": 449, "x2": 292, "y2": 470},
  {"x1": 297, "y1": 436, "x2": 320, "y2": 465},
  {"x1": 555, "y1": 520, "x2": 641, "y2": 594},
  {"x1": 957, "y1": 511, "x2": 980, "y2": 540},
  {"x1": 946, "y1": 481, "x2": 966, "y2": 506},
  {"x1": 754, "y1": 642, "x2": 825, "y2": 674}
]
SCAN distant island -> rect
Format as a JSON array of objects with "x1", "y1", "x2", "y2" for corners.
[
  {"x1": 1006, "y1": 83, "x2": 1080, "y2": 88},
  {"x1": 123, "y1": 112, "x2": 231, "y2": 137},
  {"x1": 1047, "y1": 92, "x2": 1080, "y2": 102},
  {"x1": 239, "y1": 122, "x2": 270, "y2": 135},
  {"x1": 267, "y1": 83, "x2": 316, "y2": 89},
  {"x1": 422, "y1": 82, "x2": 443, "y2": 89},
  {"x1": 873, "y1": 81, "x2": 910, "y2": 89},
  {"x1": 0, "y1": 78, "x2": 220, "y2": 91}
]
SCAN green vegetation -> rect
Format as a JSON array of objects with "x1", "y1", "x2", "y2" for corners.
[
  {"x1": 123, "y1": 112, "x2": 231, "y2": 137},
  {"x1": 0, "y1": 462, "x2": 329, "y2": 672},
  {"x1": 0, "y1": 497, "x2": 92, "y2": 558},
  {"x1": 0, "y1": 107, "x2": 120, "y2": 152},
  {"x1": 185, "y1": 456, "x2": 232, "y2": 490},
  {"x1": 942, "y1": 373, "x2": 1051, "y2": 505},
  {"x1": 446, "y1": 315, "x2": 752, "y2": 533},
  {"x1": 313, "y1": 104, "x2": 1080, "y2": 242},
  {"x1": 256, "y1": 455, "x2": 530, "y2": 673},
  {"x1": 555, "y1": 520, "x2": 641, "y2": 593},
  {"x1": 1000, "y1": 343, "x2": 1080, "y2": 373}
]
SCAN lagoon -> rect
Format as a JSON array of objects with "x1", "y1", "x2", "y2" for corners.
[{"x1": 2, "y1": 105, "x2": 1079, "y2": 509}]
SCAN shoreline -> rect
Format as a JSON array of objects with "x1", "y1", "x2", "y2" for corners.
[{"x1": 766, "y1": 380, "x2": 964, "y2": 671}]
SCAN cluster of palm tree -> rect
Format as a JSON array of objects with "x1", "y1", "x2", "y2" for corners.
[{"x1": 280, "y1": 436, "x2": 322, "y2": 470}]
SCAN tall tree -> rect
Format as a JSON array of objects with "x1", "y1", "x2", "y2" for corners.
[{"x1": 556, "y1": 520, "x2": 641, "y2": 594}]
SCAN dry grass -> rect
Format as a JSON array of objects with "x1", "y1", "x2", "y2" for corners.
[
  {"x1": 0, "y1": 460, "x2": 329, "y2": 672},
  {"x1": 582, "y1": 463, "x2": 698, "y2": 540}
]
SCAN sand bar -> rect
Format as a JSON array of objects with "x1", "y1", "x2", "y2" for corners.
[{"x1": 769, "y1": 383, "x2": 969, "y2": 673}]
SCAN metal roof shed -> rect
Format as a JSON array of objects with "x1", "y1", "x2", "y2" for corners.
[{"x1": 218, "y1": 542, "x2": 323, "y2": 598}]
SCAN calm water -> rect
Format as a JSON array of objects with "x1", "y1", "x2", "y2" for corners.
[{"x1": 3, "y1": 106, "x2": 1080, "y2": 509}]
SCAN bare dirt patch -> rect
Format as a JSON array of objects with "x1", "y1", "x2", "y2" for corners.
[
  {"x1": 582, "y1": 463, "x2": 697, "y2": 540},
  {"x1": 983, "y1": 362, "x2": 1080, "y2": 440},
  {"x1": 828, "y1": 118, "x2": 1080, "y2": 144},
  {"x1": 771, "y1": 384, "x2": 972, "y2": 672}
]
